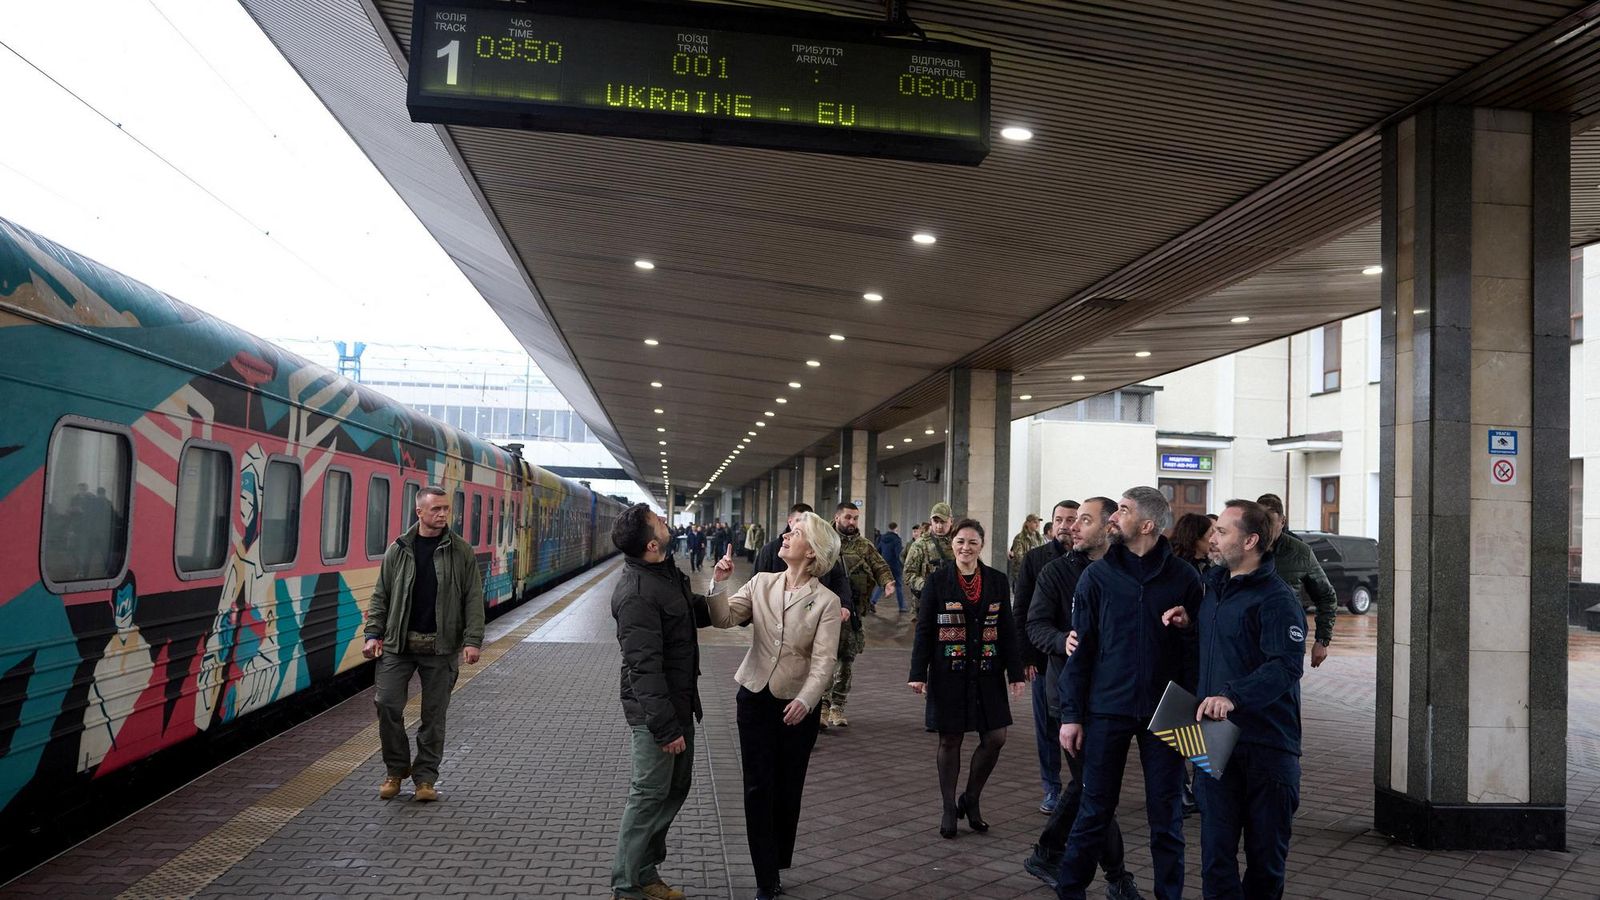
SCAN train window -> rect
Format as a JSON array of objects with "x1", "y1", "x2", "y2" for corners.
[
  {"x1": 471, "y1": 493, "x2": 483, "y2": 544},
  {"x1": 367, "y1": 476, "x2": 392, "y2": 558},
  {"x1": 403, "y1": 480, "x2": 420, "y2": 530},
  {"x1": 175, "y1": 442, "x2": 232, "y2": 577},
  {"x1": 262, "y1": 457, "x2": 302, "y2": 568},
  {"x1": 486, "y1": 497, "x2": 496, "y2": 545},
  {"x1": 42, "y1": 421, "x2": 133, "y2": 589},
  {"x1": 452, "y1": 490, "x2": 465, "y2": 535},
  {"x1": 320, "y1": 468, "x2": 352, "y2": 563},
  {"x1": 498, "y1": 498, "x2": 506, "y2": 543}
]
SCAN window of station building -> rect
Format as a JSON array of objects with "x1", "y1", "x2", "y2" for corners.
[
  {"x1": 1366, "y1": 312, "x2": 1381, "y2": 383},
  {"x1": 453, "y1": 490, "x2": 465, "y2": 535},
  {"x1": 321, "y1": 469, "x2": 353, "y2": 563},
  {"x1": 403, "y1": 480, "x2": 420, "y2": 530},
  {"x1": 175, "y1": 443, "x2": 232, "y2": 576},
  {"x1": 262, "y1": 458, "x2": 302, "y2": 568},
  {"x1": 1572, "y1": 248, "x2": 1584, "y2": 343},
  {"x1": 43, "y1": 422, "x2": 133, "y2": 588},
  {"x1": 367, "y1": 475, "x2": 392, "y2": 558},
  {"x1": 1322, "y1": 321, "x2": 1342, "y2": 392},
  {"x1": 1037, "y1": 388, "x2": 1155, "y2": 425},
  {"x1": 471, "y1": 493, "x2": 483, "y2": 544}
]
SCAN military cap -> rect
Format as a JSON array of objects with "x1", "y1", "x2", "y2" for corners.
[{"x1": 929, "y1": 501, "x2": 953, "y2": 520}]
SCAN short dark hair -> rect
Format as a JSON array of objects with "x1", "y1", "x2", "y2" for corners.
[
  {"x1": 1083, "y1": 497, "x2": 1115, "y2": 522},
  {"x1": 418, "y1": 484, "x2": 447, "y2": 503},
  {"x1": 1053, "y1": 499, "x2": 1080, "y2": 514},
  {"x1": 1226, "y1": 500, "x2": 1272, "y2": 549},
  {"x1": 950, "y1": 518, "x2": 985, "y2": 542},
  {"x1": 789, "y1": 503, "x2": 813, "y2": 515},
  {"x1": 836, "y1": 501, "x2": 858, "y2": 512},
  {"x1": 611, "y1": 503, "x2": 657, "y2": 557},
  {"x1": 888, "y1": 521, "x2": 898, "y2": 529},
  {"x1": 1255, "y1": 493, "x2": 1285, "y2": 517}
]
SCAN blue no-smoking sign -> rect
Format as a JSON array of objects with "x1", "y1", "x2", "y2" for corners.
[{"x1": 1488, "y1": 430, "x2": 1518, "y2": 455}]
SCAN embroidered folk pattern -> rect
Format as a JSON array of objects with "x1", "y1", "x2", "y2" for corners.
[{"x1": 939, "y1": 627, "x2": 965, "y2": 642}]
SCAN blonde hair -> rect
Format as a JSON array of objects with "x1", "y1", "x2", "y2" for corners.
[{"x1": 791, "y1": 511, "x2": 840, "y2": 578}]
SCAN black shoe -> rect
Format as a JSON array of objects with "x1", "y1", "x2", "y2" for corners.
[
  {"x1": 755, "y1": 891, "x2": 776, "y2": 900},
  {"x1": 1181, "y1": 783, "x2": 1199, "y2": 817},
  {"x1": 957, "y1": 793, "x2": 989, "y2": 832},
  {"x1": 1106, "y1": 872, "x2": 1145, "y2": 900},
  {"x1": 1022, "y1": 850, "x2": 1060, "y2": 889},
  {"x1": 940, "y1": 804, "x2": 959, "y2": 839}
]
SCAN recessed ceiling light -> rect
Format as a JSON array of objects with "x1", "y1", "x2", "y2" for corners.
[
  {"x1": 1071, "y1": 374, "x2": 1085, "y2": 382},
  {"x1": 635, "y1": 259, "x2": 655, "y2": 270},
  {"x1": 775, "y1": 397, "x2": 787, "y2": 404},
  {"x1": 643, "y1": 338, "x2": 659, "y2": 346},
  {"x1": 764, "y1": 411, "x2": 775, "y2": 417},
  {"x1": 1231, "y1": 316, "x2": 1251, "y2": 324},
  {"x1": 1019, "y1": 394, "x2": 1033, "y2": 400},
  {"x1": 863, "y1": 293, "x2": 883, "y2": 302},
  {"x1": 788, "y1": 382, "x2": 802, "y2": 389},
  {"x1": 828, "y1": 334, "x2": 845, "y2": 341},
  {"x1": 660, "y1": 451, "x2": 667, "y2": 455},
  {"x1": 925, "y1": 428, "x2": 935, "y2": 435},
  {"x1": 1001, "y1": 125, "x2": 1034, "y2": 141},
  {"x1": 650, "y1": 381, "x2": 662, "y2": 388},
  {"x1": 748, "y1": 431, "x2": 757, "y2": 436},
  {"x1": 659, "y1": 440, "x2": 667, "y2": 445},
  {"x1": 886, "y1": 444, "x2": 895, "y2": 449},
  {"x1": 1363, "y1": 265, "x2": 1384, "y2": 276},
  {"x1": 653, "y1": 408, "x2": 664, "y2": 414},
  {"x1": 805, "y1": 360, "x2": 821, "y2": 367},
  {"x1": 657, "y1": 427, "x2": 666, "y2": 433},
  {"x1": 756, "y1": 421, "x2": 766, "y2": 427},
  {"x1": 1135, "y1": 351, "x2": 1151, "y2": 358},
  {"x1": 903, "y1": 437, "x2": 912, "y2": 443},
  {"x1": 912, "y1": 232, "x2": 937, "y2": 245}
]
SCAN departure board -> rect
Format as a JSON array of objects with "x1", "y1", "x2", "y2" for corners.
[{"x1": 405, "y1": 0, "x2": 991, "y2": 164}]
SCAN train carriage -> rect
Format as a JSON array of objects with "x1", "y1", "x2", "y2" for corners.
[{"x1": 0, "y1": 216, "x2": 623, "y2": 826}]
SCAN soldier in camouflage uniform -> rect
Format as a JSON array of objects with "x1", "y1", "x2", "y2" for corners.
[
  {"x1": 821, "y1": 501, "x2": 894, "y2": 727},
  {"x1": 1008, "y1": 513, "x2": 1044, "y2": 582},
  {"x1": 902, "y1": 502, "x2": 956, "y2": 623}
]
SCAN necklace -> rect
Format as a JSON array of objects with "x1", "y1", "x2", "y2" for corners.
[{"x1": 958, "y1": 567, "x2": 982, "y2": 602}]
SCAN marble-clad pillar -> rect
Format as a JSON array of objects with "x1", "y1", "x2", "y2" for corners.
[{"x1": 947, "y1": 369, "x2": 1012, "y2": 569}]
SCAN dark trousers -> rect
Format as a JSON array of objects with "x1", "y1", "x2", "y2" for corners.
[
  {"x1": 737, "y1": 687, "x2": 822, "y2": 892},
  {"x1": 1057, "y1": 715, "x2": 1185, "y2": 900},
  {"x1": 1031, "y1": 677, "x2": 1063, "y2": 794},
  {"x1": 1039, "y1": 751, "x2": 1126, "y2": 878},
  {"x1": 1195, "y1": 743, "x2": 1300, "y2": 900},
  {"x1": 374, "y1": 651, "x2": 459, "y2": 783},
  {"x1": 691, "y1": 548, "x2": 706, "y2": 570}
]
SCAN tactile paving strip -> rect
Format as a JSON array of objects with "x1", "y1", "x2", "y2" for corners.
[{"x1": 116, "y1": 561, "x2": 620, "y2": 900}]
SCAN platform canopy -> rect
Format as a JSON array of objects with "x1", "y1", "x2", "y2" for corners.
[{"x1": 242, "y1": 0, "x2": 1600, "y2": 501}]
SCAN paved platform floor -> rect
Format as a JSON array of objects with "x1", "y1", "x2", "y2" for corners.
[{"x1": 6, "y1": 555, "x2": 1600, "y2": 899}]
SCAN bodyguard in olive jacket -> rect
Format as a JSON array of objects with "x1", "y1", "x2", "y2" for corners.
[
  {"x1": 609, "y1": 503, "x2": 724, "y2": 900},
  {"x1": 363, "y1": 486, "x2": 485, "y2": 803}
]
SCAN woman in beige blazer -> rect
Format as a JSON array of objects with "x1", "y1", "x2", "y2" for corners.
[{"x1": 708, "y1": 511, "x2": 843, "y2": 900}]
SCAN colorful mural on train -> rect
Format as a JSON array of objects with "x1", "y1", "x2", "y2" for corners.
[{"x1": 0, "y1": 216, "x2": 622, "y2": 820}]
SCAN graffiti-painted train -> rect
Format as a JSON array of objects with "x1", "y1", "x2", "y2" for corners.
[{"x1": 0, "y1": 216, "x2": 623, "y2": 824}]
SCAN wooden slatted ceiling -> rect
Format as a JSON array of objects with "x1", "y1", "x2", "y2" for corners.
[{"x1": 356, "y1": 0, "x2": 1595, "y2": 496}]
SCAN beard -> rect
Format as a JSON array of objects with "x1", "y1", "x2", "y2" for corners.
[
  {"x1": 1107, "y1": 528, "x2": 1125, "y2": 545},
  {"x1": 836, "y1": 523, "x2": 859, "y2": 536}
]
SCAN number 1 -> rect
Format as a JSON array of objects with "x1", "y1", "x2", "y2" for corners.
[{"x1": 438, "y1": 39, "x2": 460, "y2": 85}]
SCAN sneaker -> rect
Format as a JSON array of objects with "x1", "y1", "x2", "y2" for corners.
[
  {"x1": 1106, "y1": 872, "x2": 1145, "y2": 900},
  {"x1": 413, "y1": 781, "x2": 439, "y2": 802},
  {"x1": 1022, "y1": 850, "x2": 1059, "y2": 889},
  {"x1": 832, "y1": 710, "x2": 849, "y2": 727},
  {"x1": 1040, "y1": 788, "x2": 1060, "y2": 814},
  {"x1": 642, "y1": 880, "x2": 686, "y2": 900},
  {"x1": 378, "y1": 776, "x2": 403, "y2": 800},
  {"x1": 1181, "y1": 782, "x2": 1198, "y2": 817}
]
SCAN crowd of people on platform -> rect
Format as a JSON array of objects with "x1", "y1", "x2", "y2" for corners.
[{"x1": 602, "y1": 487, "x2": 1337, "y2": 900}]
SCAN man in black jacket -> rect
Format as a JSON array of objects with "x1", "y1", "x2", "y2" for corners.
[
  {"x1": 1056, "y1": 487, "x2": 1201, "y2": 900},
  {"x1": 1179, "y1": 500, "x2": 1305, "y2": 899},
  {"x1": 608, "y1": 504, "x2": 728, "y2": 900},
  {"x1": 1012, "y1": 499, "x2": 1078, "y2": 814},
  {"x1": 1022, "y1": 497, "x2": 1138, "y2": 899}
]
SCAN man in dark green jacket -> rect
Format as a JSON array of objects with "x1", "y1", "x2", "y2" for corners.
[
  {"x1": 1256, "y1": 494, "x2": 1336, "y2": 668},
  {"x1": 363, "y1": 485, "x2": 485, "y2": 802},
  {"x1": 609, "y1": 503, "x2": 728, "y2": 900}
]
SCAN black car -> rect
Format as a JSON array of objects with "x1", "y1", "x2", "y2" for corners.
[{"x1": 1296, "y1": 531, "x2": 1379, "y2": 615}]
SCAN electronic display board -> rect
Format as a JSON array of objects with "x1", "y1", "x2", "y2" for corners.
[{"x1": 405, "y1": 0, "x2": 991, "y2": 164}]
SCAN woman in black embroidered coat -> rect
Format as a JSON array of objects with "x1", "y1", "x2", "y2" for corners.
[{"x1": 908, "y1": 519, "x2": 1026, "y2": 838}]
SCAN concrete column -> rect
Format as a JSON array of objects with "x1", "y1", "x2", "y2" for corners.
[
  {"x1": 946, "y1": 368, "x2": 1012, "y2": 568},
  {"x1": 1375, "y1": 106, "x2": 1567, "y2": 850},
  {"x1": 834, "y1": 428, "x2": 873, "y2": 514},
  {"x1": 774, "y1": 465, "x2": 793, "y2": 525},
  {"x1": 800, "y1": 456, "x2": 819, "y2": 512},
  {"x1": 1583, "y1": 244, "x2": 1600, "y2": 581}
]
